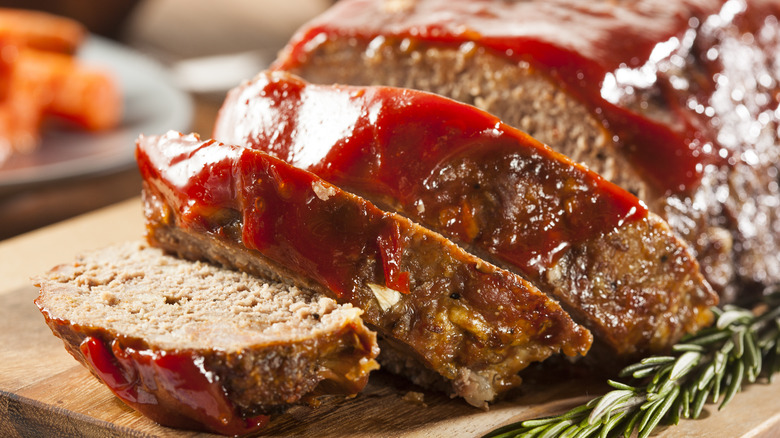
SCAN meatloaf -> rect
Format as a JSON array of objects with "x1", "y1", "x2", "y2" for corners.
[
  {"x1": 272, "y1": 0, "x2": 780, "y2": 304},
  {"x1": 138, "y1": 131, "x2": 592, "y2": 407},
  {"x1": 214, "y1": 70, "x2": 717, "y2": 356},
  {"x1": 34, "y1": 241, "x2": 379, "y2": 435}
]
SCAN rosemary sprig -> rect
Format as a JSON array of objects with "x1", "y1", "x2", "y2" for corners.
[{"x1": 483, "y1": 290, "x2": 780, "y2": 438}]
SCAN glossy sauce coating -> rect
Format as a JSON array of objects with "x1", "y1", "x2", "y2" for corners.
[
  {"x1": 79, "y1": 336, "x2": 269, "y2": 435},
  {"x1": 138, "y1": 132, "x2": 589, "y2": 346},
  {"x1": 138, "y1": 132, "x2": 593, "y2": 402},
  {"x1": 215, "y1": 72, "x2": 647, "y2": 278},
  {"x1": 274, "y1": 0, "x2": 780, "y2": 195}
]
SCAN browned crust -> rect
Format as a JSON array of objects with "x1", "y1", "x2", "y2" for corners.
[
  {"x1": 544, "y1": 215, "x2": 715, "y2": 355},
  {"x1": 144, "y1": 185, "x2": 590, "y2": 405},
  {"x1": 36, "y1": 309, "x2": 376, "y2": 415},
  {"x1": 138, "y1": 135, "x2": 593, "y2": 407}
]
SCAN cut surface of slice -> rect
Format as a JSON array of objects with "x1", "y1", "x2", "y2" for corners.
[{"x1": 34, "y1": 241, "x2": 379, "y2": 435}]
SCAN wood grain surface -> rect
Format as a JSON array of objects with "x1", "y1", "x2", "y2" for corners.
[{"x1": 2, "y1": 198, "x2": 779, "y2": 437}]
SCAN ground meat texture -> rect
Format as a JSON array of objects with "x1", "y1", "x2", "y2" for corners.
[
  {"x1": 272, "y1": 0, "x2": 780, "y2": 304},
  {"x1": 214, "y1": 71, "x2": 716, "y2": 356},
  {"x1": 34, "y1": 242, "x2": 379, "y2": 435},
  {"x1": 137, "y1": 131, "x2": 592, "y2": 408}
]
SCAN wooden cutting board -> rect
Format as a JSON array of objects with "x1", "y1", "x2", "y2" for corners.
[{"x1": 2, "y1": 198, "x2": 780, "y2": 437}]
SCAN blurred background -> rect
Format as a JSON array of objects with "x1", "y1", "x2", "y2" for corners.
[{"x1": 0, "y1": 0, "x2": 331, "y2": 239}]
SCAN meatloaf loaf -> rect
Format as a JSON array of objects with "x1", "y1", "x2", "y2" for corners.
[
  {"x1": 34, "y1": 241, "x2": 379, "y2": 435},
  {"x1": 273, "y1": 0, "x2": 780, "y2": 304},
  {"x1": 138, "y1": 131, "x2": 592, "y2": 407},
  {"x1": 214, "y1": 70, "x2": 717, "y2": 356}
]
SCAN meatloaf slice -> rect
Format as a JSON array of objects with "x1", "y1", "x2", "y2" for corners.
[
  {"x1": 214, "y1": 70, "x2": 717, "y2": 356},
  {"x1": 34, "y1": 241, "x2": 379, "y2": 435},
  {"x1": 272, "y1": 0, "x2": 780, "y2": 303},
  {"x1": 137, "y1": 131, "x2": 592, "y2": 407}
]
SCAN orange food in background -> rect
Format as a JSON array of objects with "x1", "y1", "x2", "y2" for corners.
[
  {"x1": 0, "y1": 7, "x2": 84, "y2": 53},
  {"x1": 0, "y1": 8, "x2": 122, "y2": 164}
]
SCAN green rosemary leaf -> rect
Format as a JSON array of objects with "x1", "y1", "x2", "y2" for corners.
[
  {"x1": 638, "y1": 386, "x2": 680, "y2": 438},
  {"x1": 521, "y1": 416, "x2": 568, "y2": 428},
  {"x1": 684, "y1": 329, "x2": 730, "y2": 346},
  {"x1": 744, "y1": 331, "x2": 761, "y2": 382},
  {"x1": 642, "y1": 356, "x2": 677, "y2": 365},
  {"x1": 717, "y1": 308, "x2": 752, "y2": 329},
  {"x1": 719, "y1": 359, "x2": 745, "y2": 410},
  {"x1": 559, "y1": 423, "x2": 581, "y2": 438},
  {"x1": 672, "y1": 343, "x2": 706, "y2": 353},
  {"x1": 631, "y1": 366, "x2": 660, "y2": 379},
  {"x1": 559, "y1": 404, "x2": 594, "y2": 421},
  {"x1": 757, "y1": 323, "x2": 780, "y2": 349},
  {"x1": 638, "y1": 400, "x2": 671, "y2": 434},
  {"x1": 538, "y1": 420, "x2": 573, "y2": 438},
  {"x1": 607, "y1": 380, "x2": 635, "y2": 391},
  {"x1": 696, "y1": 362, "x2": 716, "y2": 390},
  {"x1": 588, "y1": 390, "x2": 633, "y2": 425},
  {"x1": 669, "y1": 392, "x2": 683, "y2": 425},
  {"x1": 747, "y1": 366, "x2": 757, "y2": 385},
  {"x1": 622, "y1": 410, "x2": 642, "y2": 438},
  {"x1": 719, "y1": 339, "x2": 735, "y2": 361},
  {"x1": 711, "y1": 369, "x2": 724, "y2": 403},
  {"x1": 482, "y1": 289, "x2": 780, "y2": 438},
  {"x1": 572, "y1": 422, "x2": 600, "y2": 438},
  {"x1": 650, "y1": 363, "x2": 673, "y2": 387},
  {"x1": 521, "y1": 423, "x2": 550, "y2": 437},
  {"x1": 680, "y1": 387, "x2": 691, "y2": 419},
  {"x1": 647, "y1": 380, "x2": 675, "y2": 403},
  {"x1": 599, "y1": 411, "x2": 627, "y2": 438},
  {"x1": 670, "y1": 351, "x2": 701, "y2": 381},
  {"x1": 691, "y1": 384, "x2": 710, "y2": 419},
  {"x1": 612, "y1": 395, "x2": 646, "y2": 415},
  {"x1": 618, "y1": 357, "x2": 673, "y2": 378},
  {"x1": 732, "y1": 327, "x2": 746, "y2": 358},
  {"x1": 712, "y1": 349, "x2": 730, "y2": 400},
  {"x1": 636, "y1": 397, "x2": 662, "y2": 432}
]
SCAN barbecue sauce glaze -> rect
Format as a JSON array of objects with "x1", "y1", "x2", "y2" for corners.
[
  {"x1": 80, "y1": 336, "x2": 270, "y2": 435},
  {"x1": 274, "y1": 0, "x2": 780, "y2": 197},
  {"x1": 215, "y1": 72, "x2": 648, "y2": 279},
  {"x1": 137, "y1": 132, "x2": 591, "y2": 357}
]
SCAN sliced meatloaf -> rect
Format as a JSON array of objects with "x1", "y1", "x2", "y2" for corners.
[
  {"x1": 137, "y1": 131, "x2": 592, "y2": 407},
  {"x1": 272, "y1": 0, "x2": 780, "y2": 304},
  {"x1": 34, "y1": 241, "x2": 379, "y2": 435},
  {"x1": 214, "y1": 70, "x2": 717, "y2": 356}
]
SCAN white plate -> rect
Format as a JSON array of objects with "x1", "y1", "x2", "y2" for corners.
[{"x1": 0, "y1": 36, "x2": 193, "y2": 194}]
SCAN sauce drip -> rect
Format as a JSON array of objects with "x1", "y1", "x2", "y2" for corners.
[
  {"x1": 80, "y1": 336, "x2": 269, "y2": 435},
  {"x1": 275, "y1": 0, "x2": 780, "y2": 195}
]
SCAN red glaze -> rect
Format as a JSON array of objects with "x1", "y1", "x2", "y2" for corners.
[
  {"x1": 80, "y1": 336, "x2": 269, "y2": 435},
  {"x1": 377, "y1": 221, "x2": 411, "y2": 294},
  {"x1": 137, "y1": 132, "x2": 413, "y2": 303},
  {"x1": 215, "y1": 72, "x2": 647, "y2": 278},
  {"x1": 137, "y1": 132, "x2": 592, "y2": 356},
  {"x1": 273, "y1": 0, "x2": 780, "y2": 195}
]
